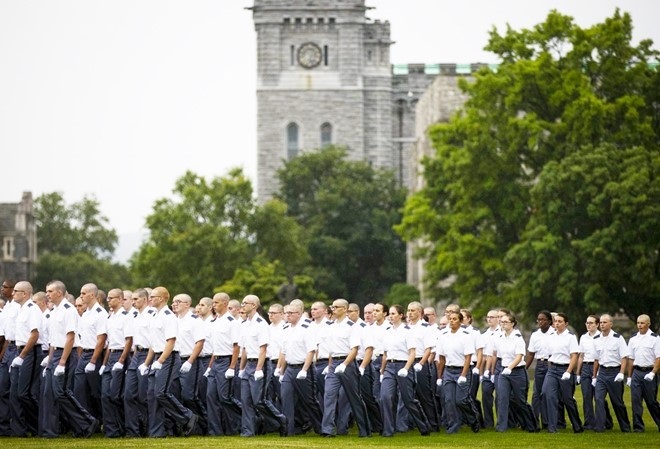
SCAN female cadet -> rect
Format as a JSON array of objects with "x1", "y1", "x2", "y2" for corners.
[
  {"x1": 379, "y1": 305, "x2": 431, "y2": 437},
  {"x1": 436, "y1": 311, "x2": 480, "y2": 434},
  {"x1": 489, "y1": 312, "x2": 537, "y2": 432},
  {"x1": 541, "y1": 313, "x2": 584, "y2": 433}
]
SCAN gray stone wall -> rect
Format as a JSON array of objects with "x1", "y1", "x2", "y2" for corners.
[{"x1": 0, "y1": 192, "x2": 37, "y2": 282}]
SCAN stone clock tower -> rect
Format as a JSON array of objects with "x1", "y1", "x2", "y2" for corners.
[{"x1": 250, "y1": 0, "x2": 393, "y2": 200}]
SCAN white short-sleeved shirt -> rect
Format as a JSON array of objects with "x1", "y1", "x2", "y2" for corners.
[
  {"x1": 628, "y1": 331, "x2": 660, "y2": 367},
  {"x1": 579, "y1": 331, "x2": 601, "y2": 362},
  {"x1": 355, "y1": 319, "x2": 374, "y2": 361},
  {"x1": 547, "y1": 329, "x2": 579, "y2": 364},
  {"x1": 199, "y1": 315, "x2": 214, "y2": 356},
  {"x1": 383, "y1": 323, "x2": 414, "y2": 361},
  {"x1": 326, "y1": 317, "x2": 361, "y2": 358},
  {"x1": 281, "y1": 318, "x2": 317, "y2": 364},
  {"x1": 106, "y1": 309, "x2": 132, "y2": 350},
  {"x1": 370, "y1": 321, "x2": 390, "y2": 357},
  {"x1": 41, "y1": 310, "x2": 52, "y2": 351},
  {"x1": 594, "y1": 332, "x2": 629, "y2": 367},
  {"x1": 437, "y1": 328, "x2": 474, "y2": 367},
  {"x1": 1, "y1": 299, "x2": 20, "y2": 340},
  {"x1": 175, "y1": 311, "x2": 205, "y2": 356},
  {"x1": 267, "y1": 321, "x2": 286, "y2": 360},
  {"x1": 493, "y1": 330, "x2": 526, "y2": 368},
  {"x1": 15, "y1": 299, "x2": 43, "y2": 346},
  {"x1": 408, "y1": 320, "x2": 435, "y2": 358},
  {"x1": 240, "y1": 314, "x2": 269, "y2": 358},
  {"x1": 49, "y1": 301, "x2": 79, "y2": 348},
  {"x1": 149, "y1": 306, "x2": 178, "y2": 353},
  {"x1": 527, "y1": 327, "x2": 555, "y2": 360},
  {"x1": 481, "y1": 326, "x2": 501, "y2": 357},
  {"x1": 78, "y1": 304, "x2": 108, "y2": 349},
  {"x1": 132, "y1": 307, "x2": 155, "y2": 349},
  {"x1": 210, "y1": 312, "x2": 240, "y2": 356}
]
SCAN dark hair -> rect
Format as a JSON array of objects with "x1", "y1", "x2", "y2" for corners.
[
  {"x1": 504, "y1": 312, "x2": 517, "y2": 327},
  {"x1": 556, "y1": 312, "x2": 569, "y2": 323},
  {"x1": 499, "y1": 308, "x2": 511, "y2": 315},
  {"x1": 448, "y1": 310, "x2": 464, "y2": 322},
  {"x1": 390, "y1": 304, "x2": 404, "y2": 316},
  {"x1": 588, "y1": 315, "x2": 600, "y2": 325},
  {"x1": 538, "y1": 310, "x2": 553, "y2": 322}
]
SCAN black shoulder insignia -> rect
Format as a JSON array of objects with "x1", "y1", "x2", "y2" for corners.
[
  {"x1": 133, "y1": 311, "x2": 138, "y2": 317},
  {"x1": 360, "y1": 322, "x2": 367, "y2": 328},
  {"x1": 256, "y1": 317, "x2": 263, "y2": 323},
  {"x1": 472, "y1": 326, "x2": 480, "y2": 332},
  {"x1": 463, "y1": 330, "x2": 470, "y2": 335},
  {"x1": 304, "y1": 318, "x2": 312, "y2": 324},
  {"x1": 121, "y1": 310, "x2": 128, "y2": 315},
  {"x1": 63, "y1": 303, "x2": 71, "y2": 309},
  {"x1": 27, "y1": 302, "x2": 34, "y2": 307},
  {"x1": 631, "y1": 331, "x2": 639, "y2": 337},
  {"x1": 404, "y1": 325, "x2": 410, "y2": 330},
  {"x1": 568, "y1": 331, "x2": 574, "y2": 335},
  {"x1": 301, "y1": 324, "x2": 309, "y2": 328},
  {"x1": 326, "y1": 321, "x2": 333, "y2": 325},
  {"x1": 422, "y1": 322, "x2": 430, "y2": 327},
  {"x1": 96, "y1": 307, "x2": 103, "y2": 313},
  {"x1": 652, "y1": 332, "x2": 658, "y2": 337},
  {"x1": 148, "y1": 309, "x2": 156, "y2": 315},
  {"x1": 192, "y1": 314, "x2": 198, "y2": 319},
  {"x1": 347, "y1": 320, "x2": 354, "y2": 326},
  {"x1": 516, "y1": 333, "x2": 523, "y2": 338},
  {"x1": 45, "y1": 313, "x2": 50, "y2": 319},
  {"x1": 613, "y1": 333, "x2": 620, "y2": 338},
  {"x1": 461, "y1": 324, "x2": 467, "y2": 328},
  {"x1": 227, "y1": 316, "x2": 234, "y2": 321},
  {"x1": 164, "y1": 310, "x2": 172, "y2": 315},
  {"x1": 593, "y1": 335, "x2": 600, "y2": 339}
]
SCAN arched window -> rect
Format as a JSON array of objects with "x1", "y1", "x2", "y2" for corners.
[
  {"x1": 287, "y1": 123, "x2": 299, "y2": 159},
  {"x1": 320, "y1": 122, "x2": 332, "y2": 148}
]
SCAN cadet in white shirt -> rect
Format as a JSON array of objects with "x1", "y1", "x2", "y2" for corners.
[
  {"x1": 99, "y1": 288, "x2": 133, "y2": 437},
  {"x1": 489, "y1": 312, "x2": 536, "y2": 432},
  {"x1": 9, "y1": 281, "x2": 43, "y2": 436},
  {"x1": 42, "y1": 280, "x2": 97, "y2": 438},
  {"x1": 124, "y1": 288, "x2": 154, "y2": 437},
  {"x1": 592, "y1": 313, "x2": 631, "y2": 432},
  {"x1": 206, "y1": 292, "x2": 241, "y2": 436},
  {"x1": 144, "y1": 287, "x2": 198, "y2": 438},
  {"x1": 310, "y1": 301, "x2": 331, "y2": 403},
  {"x1": 525, "y1": 310, "x2": 555, "y2": 429},
  {"x1": 277, "y1": 301, "x2": 322, "y2": 436},
  {"x1": 436, "y1": 310, "x2": 480, "y2": 434},
  {"x1": 541, "y1": 313, "x2": 583, "y2": 433},
  {"x1": 480, "y1": 309, "x2": 500, "y2": 428},
  {"x1": 626, "y1": 314, "x2": 660, "y2": 432},
  {"x1": 0, "y1": 279, "x2": 19, "y2": 436},
  {"x1": 75, "y1": 283, "x2": 108, "y2": 420},
  {"x1": 266, "y1": 303, "x2": 285, "y2": 408}
]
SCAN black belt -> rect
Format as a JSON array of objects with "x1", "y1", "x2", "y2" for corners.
[
  {"x1": 17, "y1": 345, "x2": 25, "y2": 351},
  {"x1": 52, "y1": 347, "x2": 64, "y2": 351},
  {"x1": 551, "y1": 363, "x2": 569, "y2": 368},
  {"x1": 246, "y1": 358, "x2": 258, "y2": 362},
  {"x1": 601, "y1": 365, "x2": 621, "y2": 370},
  {"x1": 82, "y1": 348, "x2": 94, "y2": 353},
  {"x1": 447, "y1": 365, "x2": 464, "y2": 369},
  {"x1": 288, "y1": 363, "x2": 304, "y2": 369},
  {"x1": 214, "y1": 355, "x2": 232, "y2": 360},
  {"x1": 634, "y1": 366, "x2": 653, "y2": 372},
  {"x1": 512, "y1": 366, "x2": 525, "y2": 371},
  {"x1": 153, "y1": 351, "x2": 179, "y2": 357},
  {"x1": 108, "y1": 349, "x2": 123, "y2": 353},
  {"x1": 199, "y1": 354, "x2": 212, "y2": 359},
  {"x1": 6, "y1": 340, "x2": 15, "y2": 345},
  {"x1": 317, "y1": 358, "x2": 329, "y2": 362},
  {"x1": 583, "y1": 361, "x2": 594, "y2": 365},
  {"x1": 334, "y1": 354, "x2": 348, "y2": 358},
  {"x1": 536, "y1": 358, "x2": 548, "y2": 363},
  {"x1": 414, "y1": 357, "x2": 422, "y2": 362},
  {"x1": 135, "y1": 346, "x2": 149, "y2": 352},
  {"x1": 387, "y1": 359, "x2": 407, "y2": 363}
]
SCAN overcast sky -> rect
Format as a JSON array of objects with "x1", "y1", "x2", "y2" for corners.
[{"x1": 1, "y1": 1, "x2": 658, "y2": 262}]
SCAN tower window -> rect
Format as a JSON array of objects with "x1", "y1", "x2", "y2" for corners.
[
  {"x1": 306, "y1": 18, "x2": 313, "y2": 24},
  {"x1": 287, "y1": 123, "x2": 299, "y2": 160},
  {"x1": 318, "y1": 18, "x2": 324, "y2": 25},
  {"x1": 284, "y1": 18, "x2": 290, "y2": 24},
  {"x1": 320, "y1": 123, "x2": 332, "y2": 148},
  {"x1": 329, "y1": 18, "x2": 336, "y2": 26},
  {"x1": 290, "y1": 45, "x2": 295, "y2": 66},
  {"x1": 3, "y1": 237, "x2": 14, "y2": 260},
  {"x1": 324, "y1": 45, "x2": 329, "y2": 66},
  {"x1": 295, "y1": 18, "x2": 302, "y2": 25}
]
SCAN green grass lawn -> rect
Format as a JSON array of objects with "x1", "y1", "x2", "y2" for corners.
[{"x1": 4, "y1": 382, "x2": 658, "y2": 448}]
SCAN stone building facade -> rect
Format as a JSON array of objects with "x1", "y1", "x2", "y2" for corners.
[{"x1": 0, "y1": 192, "x2": 37, "y2": 282}]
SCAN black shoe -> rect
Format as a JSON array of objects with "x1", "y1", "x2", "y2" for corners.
[
  {"x1": 574, "y1": 428, "x2": 584, "y2": 433},
  {"x1": 184, "y1": 414, "x2": 198, "y2": 437},
  {"x1": 81, "y1": 419, "x2": 99, "y2": 438},
  {"x1": 420, "y1": 430, "x2": 431, "y2": 436},
  {"x1": 471, "y1": 420, "x2": 480, "y2": 433},
  {"x1": 321, "y1": 433, "x2": 335, "y2": 438},
  {"x1": 279, "y1": 416, "x2": 288, "y2": 437}
]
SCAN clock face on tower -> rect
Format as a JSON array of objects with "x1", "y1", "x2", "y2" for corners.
[{"x1": 297, "y1": 42, "x2": 322, "y2": 69}]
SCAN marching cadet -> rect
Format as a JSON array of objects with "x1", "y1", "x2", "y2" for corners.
[
  {"x1": 124, "y1": 288, "x2": 153, "y2": 437},
  {"x1": 480, "y1": 309, "x2": 500, "y2": 428},
  {"x1": 311, "y1": 301, "x2": 331, "y2": 403},
  {"x1": 592, "y1": 314, "x2": 631, "y2": 432},
  {"x1": 626, "y1": 314, "x2": 660, "y2": 432},
  {"x1": 99, "y1": 288, "x2": 133, "y2": 437},
  {"x1": 267, "y1": 303, "x2": 285, "y2": 407},
  {"x1": 525, "y1": 310, "x2": 555, "y2": 429},
  {"x1": 0, "y1": 279, "x2": 19, "y2": 436},
  {"x1": 370, "y1": 302, "x2": 389, "y2": 402}
]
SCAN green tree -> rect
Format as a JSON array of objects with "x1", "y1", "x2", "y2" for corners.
[
  {"x1": 130, "y1": 169, "x2": 309, "y2": 300},
  {"x1": 397, "y1": 10, "x2": 659, "y2": 323},
  {"x1": 277, "y1": 146, "x2": 407, "y2": 305}
]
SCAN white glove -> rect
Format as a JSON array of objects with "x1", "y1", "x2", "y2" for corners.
[
  {"x1": 358, "y1": 366, "x2": 365, "y2": 376},
  {"x1": 41, "y1": 356, "x2": 49, "y2": 368},
  {"x1": 561, "y1": 372, "x2": 571, "y2": 381},
  {"x1": 225, "y1": 368, "x2": 235, "y2": 379},
  {"x1": 296, "y1": 369, "x2": 308, "y2": 380},
  {"x1": 591, "y1": 377, "x2": 597, "y2": 387},
  {"x1": 273, "y1": 367, "x2": 281, "y2": 378},
  {"x1": 42, "y1": 368, "x2": 47, "y2": 378},
  {"x1": 203, "y1": 368, "x2": 211, "y2": 377},
  {"x1": 576, "y1": 375, "x2": 581, "y2": 385},
  {"x1": 472, "y1": 367, "x2": 480, "y2": 376},
  {"x1": 239, "y1": 369, "x2": 245, "y2": 378},
  {"x1": 614, "y1": 373, "x2": 624, "y2": 382},
  {"x1": 479, "y1": 375, "x2": 484, "y2": 383},
  {"x1": 379, "y1": 374, "x2": 384, "y2": 382},
  {"x1": 322, "y1": 366, "x2": 329, "y2": 376},
  {"x1": 138, "y1": 363, "x2": 149, "y2": 376},
  {"x1": 151, "y1": 360, "x2": 163, "y2": 371},
  {"x1": 436, "y1": 378, "x2": 443, "y2": 386},
  {"x1": 279, "y1": 375, "x2": 284, "y2": 383},
  {"x1": 54, "y1": 365, "x2": 66, "y2": 376},
  {"x1": 254, "y1": 369, "x2": 264, "y2": 380},
  {"x1": 99, "y1": 365, "x2": 106, "y2": 375},
  {"x1": 413, "y1": 362, "x2": 423, "y2": 372},
  {"x1": 180, "y1": 361, "x2": 192, "y2": 373},
  {"x1": 85, "y1": 362, "x2": 96, "y2": 373},
  {"x1": 483, "y1": 369, "x2": 490, "y2": 378},
  {"x1": 490, "y1": 374, "x2": 495, "y2": 382},
  {"x1": 11, "y1": 356, "x2": 24, "y2": 368},
  {"x1": 335, "y1": 363, "x2": 346, "y2": 375},
  {"x1": 397, "y1": 368, "x2": 408, "y2": 377},
  {"x1": 112, "y1": 362, "x2": 124, "y2": 371},
  {"x1": 644, "y1": 372, "x2": 656, "y2": 381},
  {"x1": 626, "y1": 377, "x2": 632, "y2": 387},
  {"x1": 457, "y1": 376, "x2": 467, "y2": 384},
  {"x1": 502, "y1": 368, "x2": 512, "y2": 376}
]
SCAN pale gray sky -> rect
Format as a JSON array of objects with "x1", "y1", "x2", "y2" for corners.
[{"x1": 1, "y1": 1, "x2": 658, "y2": 262}]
